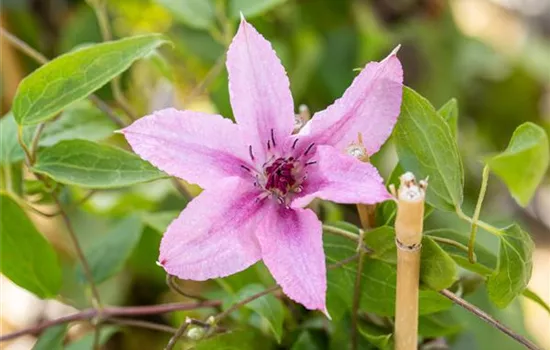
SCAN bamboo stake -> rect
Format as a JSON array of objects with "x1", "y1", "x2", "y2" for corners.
[{"x1": 392, "y1": 172, "x2": 427, "y2": 350}]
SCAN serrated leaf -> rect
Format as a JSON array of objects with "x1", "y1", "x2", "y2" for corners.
[
  {"x1": 230, "y1": 0, "x2": 286, "y2": 18},
  {"x1": 486, "y1": 122, "x2": 549, "y2": 207},
  {"x1": 394, "y1": 87, "x2": 464, "y2": 211},
  {"x1": 487, "y1": 224, "x2": 534, "y2": 308},
  {"x1": 65, "y1": 326, "x2": 118, "y2": 350},
  {"x1": 0, "y1": 194, "x2": 62, "y2": 298},
  {"x1": 438, "y1": 98, "x2": 458, "y2": 138},
  {"x1": 425, "y1": 229, "x2": 497, "y2": 275},
  {"x1": 235, "y1": 284, "x2": 284, "y2": 343},
  {"x1": 76, "y1": 215, "x2": 143, "y2": 283},
  {"x1": 32, "y1": 324, "x2": 66, "y2": 350},
  {"x1": 33, "y1": 140, "x2": 166, "y2": 188},
  {"x1": 157, "y1": 0, "x2": 215, "y2": 29},
  {"x1": 13, "y1": 34, "x2": 168, "y2": 125}
]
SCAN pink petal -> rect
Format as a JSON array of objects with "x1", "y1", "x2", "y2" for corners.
[
  {"x1": 226, "y1": 18, "x2": 295, "y2": 159},
  {"x1": 292, "y1": 145, "x2": 391, "y2": 208},
  {"x1": 122, "y1": 108, "x2": 250, "y2": 189},
  {"x1": 256, "y1": 202, "x2": 327, "y2": 311},
  {"x1": 159, "y1": 177, "x2": 265, "y2": 280},
  {"x1": 299, "y1": 49, "x2": 403, "y2": 155}
]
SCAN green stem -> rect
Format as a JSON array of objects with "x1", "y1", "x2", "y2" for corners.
[
  {"x1": 455, "y1": 207, "x2": 502, "y2": 236},
  {"x1": 322, "y1": 224, "x2": 360, "y2": 242},
  {"x1": 467, "y1": 165, "x2": 491, "y2": 262},
  {"x1": 429, "y1": 236, "x2": 476, "y2": 260},
  {"x1": 29, "y1": 123, "x2": 45, "y2": 160}
]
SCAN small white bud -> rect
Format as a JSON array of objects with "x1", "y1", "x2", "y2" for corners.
[{"x1": 186, "y1": 326, "x2": 206, "y2": 340}]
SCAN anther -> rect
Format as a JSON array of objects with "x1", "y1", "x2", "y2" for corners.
[
  {"x1": 249, "y1": 145, "x2": 255, "y2": 161},
  {"x1": 267, "y1": 140, "x2": 271, "y2": 151},
  {"x1": 270, "y1": 129, "x2": 276, "y2": 147},
  {"x1": 305, "y1": 161, "x2": 317, "y2": 166},
  {"x1": 304, "y1": 143, "x2": 315, "y2": 156},
  {"x1": 240, "y1": 165, "x2": 251, "y2": 172},
  {"x1": 292, "y1": 138, "x2": 299, "y2": 149}
]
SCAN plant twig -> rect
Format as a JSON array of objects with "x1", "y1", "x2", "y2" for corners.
[
  {"x1": 0, "y1": 27, "x2": 126, "y2": 128},
  {"x1": 89, "y1": 0, "x2": 138, "y2": 121},
  {"x1": 164, "y1": 317, "x2": 212, "y2": 350},
  {"x1": 0, "y1": 300, "x2": 222, "y2": 342},
  {"x1": 214, "y1": 285, "x2": 281, "y2": 323},
  {"x1": 393, "y1": 172, "x2": 428, "y2": 350},
  {"x1": 439, "y1": 289, "x2": 542, "y2": 350},
  {"x1": 468, "y1": 165, "x2": 490, "y2": 263},
  {"x1": 166, "y1": 275, "x2": 207, "y2": 302},
  {"x1": 455, "y1": 207, "x2": 502, "y2": 236},
  {"x1": 52, "y1": 194, "x2": 102, "y2": 309},
  {"x1": 29, "y1": 123, "x2": 46, "y2": 159},
  {"x1": 351, "y1": 228, "x2": 367, "y2": 350},
  {"x1": 108, "y1": 317, "x2": 177, "y2": 334},
  {"x1": 322, "y1": 224, "x2": 372, "y2": 254}
]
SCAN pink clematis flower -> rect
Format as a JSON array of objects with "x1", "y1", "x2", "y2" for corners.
[{"x1": 122, "y1": 18, "x2": 403, "y2": 313}]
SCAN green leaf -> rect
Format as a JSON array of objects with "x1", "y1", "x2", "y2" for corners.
[
  {"x1": 438, "y1": 98, "x2": 458, "y2": 138},
  {"x1": 0, "y1": 112, "x2": 26, "y2": 165},
  {"x1": 0, "y1": 102, "x2": 117, "y2": 165},
  {"x1": 32, "y1": 324, "x2": 66, "y2": 350},
  {"x1": 13, "y1": 34, "x2": 168, "y2": 125},
  {"x1": 523, "y1": 288, "x2": 550, "y2": 314},
  {"x1": 291, "y1": 332, "x2": 319, "y2": 350},
  {"x1": 425, "y1": 229, "x2": 497, "y2": 275},
  {"x1": 65, "y1": 326, "x2": 118, "y2": 350},
  {"x1": 194, "y1": 329, "x2": 266, "y2": 350},
  {"x1": 157, "y1": 0, "x2": 215, "y2": 29},
  {"x1": 358, "y1": 324, "x2": 393, "y2": 350},
  {"x1": 0, "y1": 194, "x2": 62, "y2": 298},
  {"x1": 420, "y1": 237, "x2": 458, "y2": 290},
  {"x1": 487, "y1": 224, "x2": 534, "y2": 308},
  {"x1": 394, "y1": 87, "x2": 464, "y2": 211},
  {"x1": 235, "y1": 284, "x2": 284, "y2": 343},
  {"x1": 418, "y1": 311, "x2": 463, "y2": 337},
  {"x1": 230, "y1": 0, "x2": 286, "y2": 18},
  {"x1": 141, "y1": 210, "x2": 179, "y2": 233},
  {"x1": 364, "y1": 226, "x2": 458, "y2": 290},
  {"x1": 76, "y1": 215, "x2": 143, "y2": 283},
  {"x1": 486, "y1": 122, "x2": 549, "y2": 207},
  {"x1": 39, "y1": 100, "x2": 117, "y2": 146},
  {"x1": 324, "y1": 230, "x2": 452, "y2": 319},
  {"x1": 33, "y1": 140, "x2": 166, "y2": 188}
]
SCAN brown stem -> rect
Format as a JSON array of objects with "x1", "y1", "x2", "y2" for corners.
[
  {"x1": 107, "y1": 317, "x2": 177, "y2": 334},
  {"x1": 439, "y1": 289, "x2": 542, "y2": 350},
  {"x1": 0, "y1": 300, "x2": 222, "y2": 342}
]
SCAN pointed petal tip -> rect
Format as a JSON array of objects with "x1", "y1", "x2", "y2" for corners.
[
  {"x1": 239, "y1": 11, "x2": 246, "y2": 22},
  {"x1": 321, "y1": 307, "x2": 332, "y2": 320},
  {"x1": 390, "y1": 44, "x2": 402, "y2": 56},
  {"x1": 113, "y1": 129, "x2": 124, "y2": 134}
]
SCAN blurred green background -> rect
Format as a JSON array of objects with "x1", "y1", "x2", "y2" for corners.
[{"x1": 1, "y1": 0, "x2": 549, "y2": 349}]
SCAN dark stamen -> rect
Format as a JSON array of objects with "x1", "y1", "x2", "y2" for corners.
[
  {"x1": 249, "y1": 145, "x2": 255, "y2": 161},
  {"x1": 240, "y1": 165, "x2": 251, "y2": 172},
  {"x1": 267, "y1": 140, "x2": 271, "y2": 151},
  {"x1": 271, "y1": 129, "x2": 276, "y2": 147},
  {"x1": 304, "y1": 143, "x2": 315, "y2": 156},
  {"x1": 292, "y1": 138, "x2": 299, "y2": 149},
  {"x1": 305, "y1": 161, "x2": 317, "y2": 166}
]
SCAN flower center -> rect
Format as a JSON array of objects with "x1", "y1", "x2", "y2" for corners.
[{"x1": 264, "y1": 157, "x2": 298, "y2": 196}]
